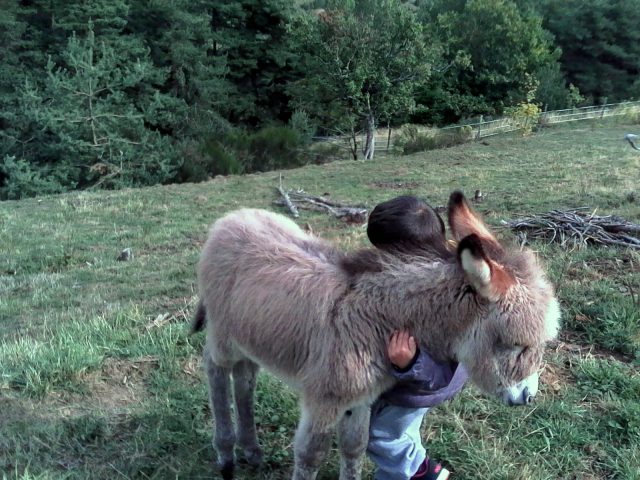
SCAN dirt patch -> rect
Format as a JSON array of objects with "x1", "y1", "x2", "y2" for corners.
[
  {"x1": 85, "y1": 356, "x2": 157, "y2": 411},
  {"x1": 563, "y1": 253, "x2": 640, "y2": 302},
  {"x1": 1, "y1": 357, "x2": 157, "y2": 436},
  {"x1": 582, "y1": 253, "x2": 640, "y2": 276},
  {"x1": 370, "y1": 180, "x2": 420, "y2": 190},
  {"x1": 555, "y1": 334, "x2": 634, "y2": 364},
  {"x1": 540, "y1": 361, "x2": 573, "y2": 395},
  {"x1": 181, "y1": 355, "x2": 203, "y2": 386}
]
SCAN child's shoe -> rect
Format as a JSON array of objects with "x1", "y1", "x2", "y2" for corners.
[{"x1": 411, "y1": 457, "x2": 450, "y2": 480}]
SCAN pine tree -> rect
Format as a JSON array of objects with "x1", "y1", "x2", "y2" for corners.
[
  {"x1": 0, "y1": 2, "x2": 28, "y2": 140},
  {"x1": 2, "y1": 21, "x2": 179, "y2": 199},
  {"x1": 539, "y1": 0, "x2": 640, "y2": 103},
  {"x1": 127, "y1": 0, "x2": 231, "y2": 138},
  {"x1": 209, "y1": 0, "x2": 300, "y2": 126}
]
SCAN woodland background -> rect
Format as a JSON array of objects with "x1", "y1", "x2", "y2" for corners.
[{"x1": 1, "y1": 0, "x2": 639, "y2": 199}]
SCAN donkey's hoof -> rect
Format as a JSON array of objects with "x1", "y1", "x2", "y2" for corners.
[
  {"x1": 240, "y1": 447, "x2": 263, "y2": 467},
  {"x1": 220, "y1": 460, "x2": 234, "y2": 480}
]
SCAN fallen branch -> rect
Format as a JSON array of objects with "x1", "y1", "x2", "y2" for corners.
[
  {"x1": 274, "y1": 188, "x2": 368, "y2": 223},
  {"x1": 277, "y1": 174, "x2": 300, "y2": 218},
  {"x1": 277, "y1": 185, "x2": 299, "y2": 218},
  {"x1": 503, "y1": 208, "x2": 640, "y2": 250}
]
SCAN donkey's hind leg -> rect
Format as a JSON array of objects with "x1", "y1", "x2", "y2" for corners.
[
  {"x1": 232, "y1": 359, "x2": 262, "y2": 466},
  {"x1": 204, "y1": 347, "x2": 236, "y2": 480},
  {"x1": 292, "y1": 402, "x2": 337, "y2": 480},
  {"x1": 337, "y1": 405, "x2": 369, "y2": 480}
]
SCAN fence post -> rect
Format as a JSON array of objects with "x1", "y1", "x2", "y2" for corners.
[
  {"x1": 387, "y1": 121, "x2": 392, "y2": 150},
  {"x1": 476, "y1": 115, "x2": 483, "y2": 140}
]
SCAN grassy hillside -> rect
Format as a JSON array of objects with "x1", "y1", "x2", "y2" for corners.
[{"x1": 1, "y1": 122, "x2": 639, "y2": 480}]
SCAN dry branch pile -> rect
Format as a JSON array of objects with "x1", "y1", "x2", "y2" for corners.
[
  {"x1": 503, "y1": 208, "x2": 640, "y2": 249},
  {"x1": 275, "y1": 188, "x2": 368, "y2": 223}
]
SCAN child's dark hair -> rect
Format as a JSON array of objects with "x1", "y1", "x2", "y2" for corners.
[{"x1": 367, "y1": 195, "x2": 447, "y2": 254}]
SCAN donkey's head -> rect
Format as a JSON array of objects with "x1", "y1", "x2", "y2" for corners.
[{"x1": 448, "y1": 192, "x2": 560, "y2": 406}]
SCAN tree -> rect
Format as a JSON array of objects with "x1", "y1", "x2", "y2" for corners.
[
  {"x1": 208, "y1": 0, "x2": 301, "y2": 126},
  {"x1": 127, "y1": 0, "x2": 232, "y2": 138},
  {"x1": 291, "y1": 0, "x2": 432, "y2": 160},
  {"x1": 1, "y1": 21, "x2": 179, "y2": 199},
  {"x1": 415, "y1": 0, "x2": 560, "y2": 124},
  {"x1": 0, "y1": 2, "x2": 28, "y2": 150},
  {"x1": 538, "y1": 0, "x2": 640, "y2": 103}
]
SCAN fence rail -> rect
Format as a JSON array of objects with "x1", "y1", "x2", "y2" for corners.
[{"x1": 315, "y1": 100, "x2": 640, "y2": 153}]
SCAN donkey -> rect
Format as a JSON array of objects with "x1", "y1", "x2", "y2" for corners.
[{"x1": 192, "y1": 191, "x2": 560, "y2": 480}]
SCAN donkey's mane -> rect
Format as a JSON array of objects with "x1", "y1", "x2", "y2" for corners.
[{"x1": 339, "y1": 243, "x2": 455, "y2": 278}]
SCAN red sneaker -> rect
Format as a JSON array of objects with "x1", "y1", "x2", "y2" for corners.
[{"x1": 411, "y1": 457, "x2": 450, "y2": 480}]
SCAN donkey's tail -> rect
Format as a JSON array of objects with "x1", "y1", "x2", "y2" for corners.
[{"x1": 190, "y1": 299, "x2": 206, "y2": 334}]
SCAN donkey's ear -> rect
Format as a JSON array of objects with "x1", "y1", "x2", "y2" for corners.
[
  {"x1": 448, "y1": 191, "x2": 499, "y2": 247},
  {"x1": 458, "y1": 234, "x2": 514, "y2": 301}
]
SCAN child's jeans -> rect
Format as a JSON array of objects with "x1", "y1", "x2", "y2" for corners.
[{"x1": 367, "y1": 398, "x2": 430, "y2": 480}]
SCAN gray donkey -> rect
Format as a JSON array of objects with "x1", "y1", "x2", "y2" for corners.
[{"x1": 192, "y1": 191, "x2": 560, "y2": 480}]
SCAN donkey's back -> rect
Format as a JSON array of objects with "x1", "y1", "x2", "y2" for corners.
[{"x1": 197, "y1": 209, "x2": 348, "y2": 378}]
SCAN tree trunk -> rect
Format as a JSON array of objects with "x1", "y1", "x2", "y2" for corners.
[
  {"x1": 362, "y1": 114, "x2": 376, "y2": 160},
  {"x1": 349, "y1": 127, "x2": 359, "y2": 160}
]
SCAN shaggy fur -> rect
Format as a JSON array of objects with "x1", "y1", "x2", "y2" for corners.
[{"x1": 194, "y1": 191, "x2": 560, "y2": 480}]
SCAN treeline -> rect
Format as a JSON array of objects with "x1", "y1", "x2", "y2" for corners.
[{"x1": 1, "y1": 0, "x2": 639, "y2": 199}]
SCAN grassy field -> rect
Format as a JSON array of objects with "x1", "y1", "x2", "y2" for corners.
[{"x1": 1, "y1": 121, "x2": 639, "y2": 480}]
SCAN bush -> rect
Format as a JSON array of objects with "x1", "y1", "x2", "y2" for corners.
[
  {"x1": 247, "y1": 126, "x2": 306, "y2": 172},
  {"x1": 179, "y1": 125, "x2": 308, "y2": 182},
  {"x1": 305, "y1": 141, "x2": 344, "y2": 164},
  {"x1": 394, "y1": 125, "x2": 473, "y2": 155},
  {"x1": 288, "y1": 110, "x2": 316, "y2": 145},
  {"x1": 0, "y1": 156, "x2": 68, "y2": 200},
  {"x1": 505, "y1": 102, "x2": 541, "y2": 136},
  {"x1": 535, "y1": 64, "x2": 584, "y2": 111},
  {"x1": 178, "y1": 139, "x2": 245, "y2": 182}
]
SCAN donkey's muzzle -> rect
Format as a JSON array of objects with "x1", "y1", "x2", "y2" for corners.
[
  {"x1": 507, "y1": 388, "x2": 533, "y2": 406},
  {"x1": 503, "y1": 372, "x2": 539, "y2": 406},
  {"x1": 506, "y1": 387, "x2": 534, "y2": 406}
]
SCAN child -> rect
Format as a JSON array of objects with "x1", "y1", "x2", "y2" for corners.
[
  {"x1": 366, "y1": 195, "x2": 447, "y2": 256},
  {"x1": 366, "y1": 196, "x2": 469, "y2": 480}
]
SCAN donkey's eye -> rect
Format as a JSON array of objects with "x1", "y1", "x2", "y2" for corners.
[
  {"x1": 513, "y1": 345, "x2": 528, "y2": 358},
  {"x1": 498, "y1": 342, "x2": 526, "y2": 355}
]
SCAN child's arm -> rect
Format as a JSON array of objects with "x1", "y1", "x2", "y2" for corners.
[{"x1": 387, "y1": 330, "x2": 453, "y2": 387}]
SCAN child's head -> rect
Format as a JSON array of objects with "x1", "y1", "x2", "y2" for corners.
[{"x1": 367, "y1": 195, "x2": 446, "y2": 253}]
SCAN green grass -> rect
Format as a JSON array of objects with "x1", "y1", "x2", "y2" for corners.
[{"x1": 1, "y1": 121, "x2": 639, "y2": 479}]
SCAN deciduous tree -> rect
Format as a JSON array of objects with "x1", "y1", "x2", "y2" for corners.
[
  {"x1": 415, "y1": 0, "x2": 560, "y2": 123},
  {"x1": 291, "y1": 0, "x2": 432, "y2": 160}
]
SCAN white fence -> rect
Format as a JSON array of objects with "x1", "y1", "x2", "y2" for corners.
[{"x1": 316, "y1": 100, "x2": 640, "y2": 153}]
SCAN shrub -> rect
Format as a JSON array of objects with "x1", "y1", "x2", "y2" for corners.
[
  {"x1": 247, "y1": 126, "x2": 306, "y2": 172},
  {"x1": 179, "y1": 125, "x2": 308, "y2": 182},
  {"x1": 394, "y1": 125, "x2": 473, "y2": 155},
  {"x1": 288, "y1": 110, "x2": 316, "y2": 145},
  {"x1": 535, "y1": 64, "x2": 584, "y2": 111},
  {"x1": 305, "y1": 141, "x2": 344, "y2": 164},
  {"x1": 505, "y1": 102, "x2": 541, "y2": 136},
  {"x1": 0, "y1": 156, "x2": 68, "y2": 200},
  {"x1": 178, "y1": 139, "x2": 245, "y2": 182}
]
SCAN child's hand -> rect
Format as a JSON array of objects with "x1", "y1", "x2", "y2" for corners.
[{"x1": 387, "y1": 330, "x2": 417, "y2": 370}]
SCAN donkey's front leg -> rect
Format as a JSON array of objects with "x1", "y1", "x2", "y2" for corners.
[
  {"x1": 292, "y1": 403, "x2": 336, "y2": 480},
  {"x1": 337, "y1": 405, "x2": 369, "y2": 480}
]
